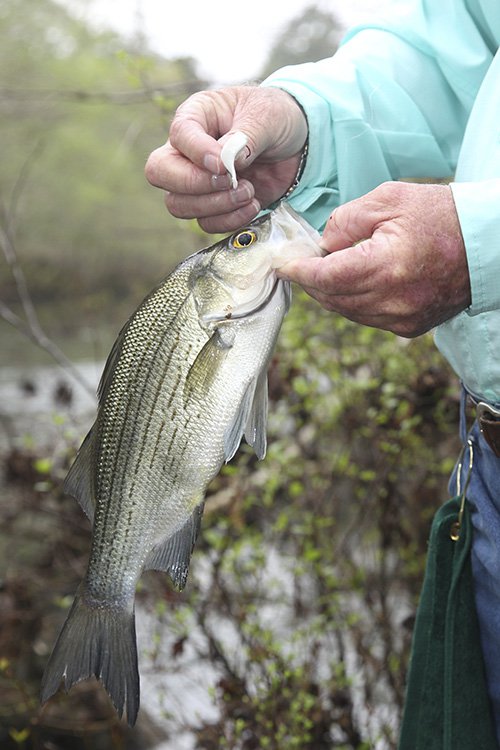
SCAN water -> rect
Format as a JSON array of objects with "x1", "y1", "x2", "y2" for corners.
[
  {"x1": 0, "y1": 358, "x2": 209, "y2": 748},
  {"x1": 0, "y1": 360, "x2": 100, "y2": 450},
  {"x1": 0, "y1": 359, "x2": 401, "y2": 749}
]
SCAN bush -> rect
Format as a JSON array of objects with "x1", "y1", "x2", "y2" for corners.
[{"x1": 146, "y1": 291, "x2": 461, "y2": 749}]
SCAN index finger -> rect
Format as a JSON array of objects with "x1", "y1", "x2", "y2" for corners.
[
  {"x1": 277, "y1": 243, "x2": 374, "y2": 297},
  {"x1": 169, "y1": 92, "x2": 233, "y2": 174},
  {"x1": 145, "y1": 140, "x2": 232, "y2": 194}
]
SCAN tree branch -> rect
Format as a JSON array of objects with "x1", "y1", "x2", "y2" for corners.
[
  {"x1": 0, "y1": 81, "x2": 205, "y2": 106},
  {"x1": 0, "y1": 146, "x2": 95, "y2": 398}
]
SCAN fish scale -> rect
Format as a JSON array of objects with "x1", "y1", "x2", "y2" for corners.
[
  {"x1": 40, "y1": 203, "x2": 322, "y2": 725},
  {"x1": 90, "y1": 295, "x2": 203, "y2": 592}
]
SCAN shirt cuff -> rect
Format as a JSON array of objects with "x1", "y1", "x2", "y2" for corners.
[
  {"x1": 450, "y1": 180, "x2": 500, "y2": 316},
  {"x1": 261, "y1": 71, "x2": 340, "y2": 230}
]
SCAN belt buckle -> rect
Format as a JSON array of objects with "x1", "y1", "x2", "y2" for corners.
[
  {"x1": 476, "y1": 401, "x2": 500, "y2": 457},
  {"x1": 476, "y1": 401, "x2": 500, "y2": 423}
]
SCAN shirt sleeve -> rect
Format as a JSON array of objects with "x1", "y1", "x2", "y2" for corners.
[
  {"x1": 451, "y1": 180, "x2": 500, "y2": 316},
  {"x1": 260, "y1": 0, "x2": 494, "y2": 231}
]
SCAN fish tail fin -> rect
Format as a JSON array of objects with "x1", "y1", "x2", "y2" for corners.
[{"x1": 40, "y1": 584, "x2": 140, "y2": 725}]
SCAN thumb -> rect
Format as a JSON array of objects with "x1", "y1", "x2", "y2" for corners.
[{"x1": 222, "y1": 87, "x2": 308, "y2": 169}]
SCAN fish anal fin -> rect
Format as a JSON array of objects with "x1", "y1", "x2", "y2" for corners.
[
  {"x1": 145, "y1": 502, "x2": 205, "y2": 590},
  {"x1": 63, "y1": 429, "x2": 95, "y2": 523}
]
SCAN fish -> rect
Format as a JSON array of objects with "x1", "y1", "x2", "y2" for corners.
[{"x1": 40, "y1": 202, "x2": 322, "y2": 725}]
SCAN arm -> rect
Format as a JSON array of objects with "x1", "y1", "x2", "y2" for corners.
[
  {"x1": 145, "y1": 0, "x2": 496, "y2": 332},
  {"x1": 262, "y1": 0, "x2": 494, "y2": 229},
  {"x1": 266, "y1": 0, "x2": 497, "y2": 331},
  {"x1": 145, "y1": 0, "x2": 493, "y2": 234}
]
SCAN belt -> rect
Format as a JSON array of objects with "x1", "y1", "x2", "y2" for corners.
[{"x1": 475, "y1": 401, "x2": 500, "y2": 457}]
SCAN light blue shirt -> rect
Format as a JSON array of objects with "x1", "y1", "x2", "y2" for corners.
[{"x1": 262, "y1": 0, "x2": 500, "y2": 404}]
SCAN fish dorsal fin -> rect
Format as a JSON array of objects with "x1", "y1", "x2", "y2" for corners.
[
  {"x1": 144, "y1": 502, "x2": 205, "y2": 590},
  {"x1": 224, "y1": 371, "x2": 269, "y2": 462},
  {"x1": 97, "y1": 321, "x2": 128, "y2": 404},
  {"x1": 96, "y1": 268, "x2": 196, "y2": 405},
  {"x1": 63, "y1": 429, "x2": 96, "y2": 523}
]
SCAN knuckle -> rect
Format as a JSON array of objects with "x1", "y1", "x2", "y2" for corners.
[
  {"x1": 397, "y1": 328, "x2": 420, "y2": 339},
  {"x1": 320, "y1": 298, "x2": 337, "y2": 313},
  {"x1": 198, "y1": 216, "x2": 225, "y2": 233},
  {"x1": 197, "y1": 218, "x2": 213, "y2": 233},
  {"x1": 164, "y1": 192, "x2": 187, "y2": 219},
  {"x1": 392, "y1": 316, "x2": 422, "y2": 338},
  {"x1": 376, "y1": 180, "x2": 405, "y2": 204},
  {"x1": 168, "y1": 117, "x2": 185, "y2": 145},
  {"x1": 186, "y1": 165, "x2": 206, "y2": 195},
  {"x1": 144, "y1": 150, "x2": 161, "y2": 185}
]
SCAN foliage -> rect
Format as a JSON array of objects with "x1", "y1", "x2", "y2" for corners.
[
  {"x1": 0, "y1": 291, "x2": 461, "y2": 749},
  {"x1": 0, "y1": 2, "x2": 463, "y2": 748},
  {"x1": 0, "y1": 0, "x2": 208, "y2": 345},
  {"x1": 140, "y1": 293, "x2": 461, "y2": 749},
  {"x1": 259, "y1": 5, "x2": 342, "y2": 80}
]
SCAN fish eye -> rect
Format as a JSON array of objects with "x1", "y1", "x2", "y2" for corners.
[{"x1": 232, "y1": 230, "x2": 257, "y2": 249}]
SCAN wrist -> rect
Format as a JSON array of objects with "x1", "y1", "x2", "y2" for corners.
[{"x1": 280, "y1": 140, "x2": 309, "y2": 201}]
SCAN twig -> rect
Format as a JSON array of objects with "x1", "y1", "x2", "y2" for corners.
[
  {"x1": 0, "y1": 145, "x2": 95, "y2": 398},
  {"x1": 5, "y1": 139, "x2": 45, "y2": 238},
  {"x1": 0, "y1": 82, "x2": 204, "y2": 106},
  {"x1": 0, "y1": 299, "x2": 94, "y2": 396},
  {"x1": 0, "y1": 223, "x2": 43, "y2": 339}
]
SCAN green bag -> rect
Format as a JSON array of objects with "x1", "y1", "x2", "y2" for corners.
[{"x1": 398, "y1": 494, "x2": 498, "y2": 749}]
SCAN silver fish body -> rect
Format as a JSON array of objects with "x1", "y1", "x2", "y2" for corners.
[{"x1": 40, "y1": 203, "x2": 321, "y2": 724}]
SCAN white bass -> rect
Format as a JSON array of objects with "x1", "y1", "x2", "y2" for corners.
[{"x1": 41, "y1": 203, "x2": 321, "y2": 724}]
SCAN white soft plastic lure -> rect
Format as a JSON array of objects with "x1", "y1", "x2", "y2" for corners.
[{"x1": 220, "y1": 131, "x2": 248, "y2": 189}]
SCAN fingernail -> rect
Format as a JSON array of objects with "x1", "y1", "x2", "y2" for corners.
[
  {"x1": 203, "y1": 153, "x2": 220, "y2": 173},
  {"x1": 211, "y1": 173, "x2": 231, "y2": 190},
  {"x1": 230, "y1": 184, "x2": 254, "y2": 205},
  {"x1": 237, "y1": 145, "x2": 251, "y2": 164}
]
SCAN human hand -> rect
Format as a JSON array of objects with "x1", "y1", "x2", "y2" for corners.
[
  {"x1": 277, "y1": 182, "x2": 471, "y2": 337},
  {"x1": 144, "y1": 86, "x2": 307, "y2": 233}
]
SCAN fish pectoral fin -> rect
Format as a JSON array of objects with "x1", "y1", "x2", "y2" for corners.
[
  {"x1": 224, "y1": 371, "x2": 269, "y2": 462},
  {"x1": 184, "y1": 327, "x2": 235, "y2": 405},
  {"x1": 144, "y1": 502, "x2": 205, "y2": 590},
  {"x1": 63, "y1": 429, "x2": 96, "y2": 523}
]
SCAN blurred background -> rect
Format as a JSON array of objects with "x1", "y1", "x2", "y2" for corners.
[{"x1": 0, "y1": 1, "x2": 461, "y2": 748}]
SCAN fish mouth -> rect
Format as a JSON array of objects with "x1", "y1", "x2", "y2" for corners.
[
  {"x1": 268, "y1": 203, "x2": 322, "y2": 268},
  {"x1": 278, "y1": 202, "x2": 321, "y2": 242},
  {"x1": 200, "y1": 276, "x2": 286, "y2": 325}
]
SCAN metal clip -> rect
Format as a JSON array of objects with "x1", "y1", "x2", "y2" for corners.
[
  {"x1": 476, "y1": 401, "x2": 500, "y2": 423},
  {"x1": 450, "y1": 438, "x2": 474, "y2": 541}
]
